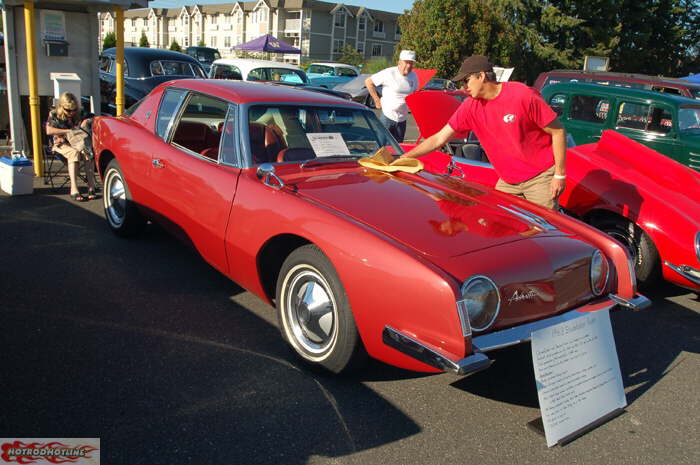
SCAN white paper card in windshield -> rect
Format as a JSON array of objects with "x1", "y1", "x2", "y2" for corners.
[{"x1": 306, "y1": 133, "x2": 350, "y2": 157}]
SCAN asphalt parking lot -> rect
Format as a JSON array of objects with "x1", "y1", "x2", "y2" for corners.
[{"x1": 1, "y1": 172, "x2": 699, "y2": 464}]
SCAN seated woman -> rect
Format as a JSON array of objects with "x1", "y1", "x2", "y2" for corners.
[{"x1": 45, "y1": 92, "x2": 98, "y2": 201}]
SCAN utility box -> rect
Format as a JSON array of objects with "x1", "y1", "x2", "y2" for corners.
[
  {"x1": 50, "y1": 72, "x2": 80, "y2": 99},
  {"x1": 0, "y1": 155, "x2": 34, "y2": 195}
]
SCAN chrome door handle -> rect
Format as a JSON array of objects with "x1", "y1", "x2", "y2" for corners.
[{"x1": 152, "y1": 158, "x2": 165, "y2": 168}]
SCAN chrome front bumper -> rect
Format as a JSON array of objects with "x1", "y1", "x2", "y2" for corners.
[
  {"x1": 383, "y1": 293, "x2": 650, "y2": 376},
  {"x1": 664, "y1": 261, "x2": 700, "y2": 286}
]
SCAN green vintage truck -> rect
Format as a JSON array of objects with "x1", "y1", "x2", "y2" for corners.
[{"x1": 542, "y1": 82, "x2": 700, "y2": 170}]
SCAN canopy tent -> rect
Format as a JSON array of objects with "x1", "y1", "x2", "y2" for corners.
[
  {"x1": 234, "y1": 34, "x2": 301, "y2": 54},
  {"x1": 681, "y1": 73, "x2": 700, "y2": 84}
]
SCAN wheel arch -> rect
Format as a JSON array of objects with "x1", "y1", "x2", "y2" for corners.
[
  {"x1": 257, "y1": 233, "x2": 313, "y2": 304},
  {"x1": 97, "y1": 149, "x2": 116, "y2": 178}
]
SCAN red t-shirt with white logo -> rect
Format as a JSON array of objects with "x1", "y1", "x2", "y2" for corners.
[{"x1": 447, "y1": 82, "x2": 558, "y2": 184}]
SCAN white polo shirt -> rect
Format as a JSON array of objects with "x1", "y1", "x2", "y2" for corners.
[{"x1": 370, "y1": 66, "x2": 418, "y2": 123}]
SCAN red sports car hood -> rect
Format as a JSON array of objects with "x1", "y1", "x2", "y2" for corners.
[{"x1": 287, "y1": 166, "x2": 564, "y2": 258}]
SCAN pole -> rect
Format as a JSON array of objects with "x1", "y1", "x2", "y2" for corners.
[
  {"x1": 23, "y1": 2, "x2": 42, "y2": 176},
  {"x1": 115, "y1": 7, "x2": 124, "y2": 116}
]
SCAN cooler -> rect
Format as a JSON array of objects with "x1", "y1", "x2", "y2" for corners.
[{"x1": 0, "y1": 156, "x2": 34, "y2": 195}]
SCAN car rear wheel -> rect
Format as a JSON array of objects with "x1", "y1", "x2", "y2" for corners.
[
  {"x1": 276, "y1": 244, "x2": 366, "y2": 373},
  {"x1": 590, "y1": 216, "x2": 660, "y2": 287},
  {"x1": 103, "y1": 159, "x2": 146, "y2": 237}
]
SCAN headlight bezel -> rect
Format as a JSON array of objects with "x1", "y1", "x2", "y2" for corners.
[
  {"x1": 590, "y1": 249, "x2": 610, "y2": 296},
  {"x1": 458, "y1": 275, "x2": 501, "y2": 333}
]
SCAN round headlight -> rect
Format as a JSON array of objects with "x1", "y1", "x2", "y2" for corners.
[
  {"x1": 460, "y1": 276, "x2": 500, "y2": 332},
  {"x1": 590, "y1": 250, "x2": 610, "y2": 296}
]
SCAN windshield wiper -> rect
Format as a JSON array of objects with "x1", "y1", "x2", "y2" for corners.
[{"x1": 302, "y1": 155, "x2": 363, "y2": 167}]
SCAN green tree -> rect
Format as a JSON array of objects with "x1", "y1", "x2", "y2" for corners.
[
  {"x1": 198, "y1": 38, "x2": 206, "y2": 47},
  {"x1": 338, "y1": 45, "x2": 364, "y2": 67},
  {"x1": 102, "y1": 31, "x2": 116, "y2": 50},
  {"x1": 169, "y1": 39, "x2": 182, "y2": 52},
  {"x1": 138, "y1": 32, "x2": 150, "y2": 48}
]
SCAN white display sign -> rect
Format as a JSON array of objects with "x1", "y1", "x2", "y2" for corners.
[
  {"x1": 306, "y1": 133, "x2": 350, "y2": 157},
  {"x1": 531, "y1": 309, "x2": 626, "y2": 447},
  {"x1": 40, "y1": 10, "x2": 66, "y2": 41}
]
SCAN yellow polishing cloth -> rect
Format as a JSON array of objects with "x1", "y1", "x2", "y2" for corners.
[{"x1": 358, "y1": 147, "x2": 423, "y2": 173}]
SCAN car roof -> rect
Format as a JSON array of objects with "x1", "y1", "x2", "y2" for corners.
[
  {"x1": 159, "y1": 79, "x2": 366, "y2": 107},
  {"x1": 309, "y1": 62, "x2": 359, "y2": 69},
  {"x1": 211, "y1": 58, "x2": 302, "y2": 73},
  {"x1": 543, "y1": 82, "x2": 700, "y2": 106},
  {"x1": 539, "y1": 69, "x2": 700, "y2": 90}
]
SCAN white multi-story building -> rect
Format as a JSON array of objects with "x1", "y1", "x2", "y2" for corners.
[{"x1": 98, "y1": 1, "x2": 403, "y2": 64}]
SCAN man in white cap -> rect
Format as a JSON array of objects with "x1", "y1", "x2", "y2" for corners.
[{"x1": 365, "y1": 50, "x2": 419, "y2": 142}]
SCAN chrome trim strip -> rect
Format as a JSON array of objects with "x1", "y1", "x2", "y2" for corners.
[
  {"x1": 499, "y1": 205, "x2": 558, "y2": 230},
  {"x1": 382, "y1": 326, "x2": 492, "y2": 376},
  {"x1": 696, "y1": 232, "x2": 700, "y2": 263},
  {"x1": 456, "y1": 300, "x2": 472, "y2": 337},
  {"x1": 664, "y1": 261, "x2": 700, "y2": 285},
  {"x1": 690, "y1": 164, "x2": 700, "y2": 170},
  {"x1": 472, "y1": 306, "x2": 609, "y2": 353}
]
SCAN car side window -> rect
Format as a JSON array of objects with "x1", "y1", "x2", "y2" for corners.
[
  {"x1": 150, "y1": 61, "x2": 164, "y2": 76},
  {"x1": 337, "y1": 67, "x2": 357, "y2": 77},
  {"x1": 548, "y1": 93, "x2": 567, "y2": 116},
  {"x1": 570, "y1": 95, "x2": 609, "y2": 124},
  {"x1": 248, "y1": 68, "x2": 266, "y2": 81},
  {"x1": 98, "y1": 56, "x2": 112, "y2": 73},
  {"x1": 219, "y1": 104, "x2": 238, "y2": 165},
  {"x1": 170, "y1": 93, "x2": 230, "y2": 161},
  {"x1": 156, "y1": 89, "x2": 187, "y2": 140},
  {"x1": 647, "y1": 106, "x2": 673, "y2": 134},
  {"x1": 212, "y1": 64, "x2": 242, "y2": 80},
  {"x1": 616, "y1": 102, "x2": 650, "y2": 131},
  {"x1": 652, "y1": 86, "x2": 681, "y2": 95}
]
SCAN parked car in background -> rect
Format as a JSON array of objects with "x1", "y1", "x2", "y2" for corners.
[
  {"x1": 334, "y1": 69, "x2": 438, "y2": 108},
  {"x1": 406, "y1": 90, "x2": 700, "y2": 291},
  {"x1": 541, "y1": 82, "x2": 700, "y2": 170},
  {"x1": 209, "y1": 58, "x2": 352, "y2": 100},
  {"x1": 185, "y1": 46, "x2": 221, "y2": 75},
  {"x1": 423, "y1": 78, "x2": 458, "y2": 91},
  {"x1": 91, "y1": 78, "x2": 647, "y2": 376},
  {"x1": 306, "y1": 62, "x2": 360, "y2": 88},
  {"x1": 99, "y1": 47, "x2": 206, "y2": 115},
  {"x1": 534, "y1": 69, "x2": 700, "y2": 100}
]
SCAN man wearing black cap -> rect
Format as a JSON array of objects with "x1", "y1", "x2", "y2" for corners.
[{"x1": 401, "y1": 55, "x2": 567, "y2": 209}]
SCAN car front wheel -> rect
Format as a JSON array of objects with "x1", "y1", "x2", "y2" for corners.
[
  {"x1": 276, "y1": 244, "x2": 366, "y2": 373},
  {"x1": 103, "y1": 159, "x2": 146, "y2": 237},
  {"x1": 591, "y1": 216, "x2": 660, "y2": 287}
]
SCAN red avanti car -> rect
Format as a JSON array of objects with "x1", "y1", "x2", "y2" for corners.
[
  {"x1": 406, "y1": 90, "x2": 700, "y2": 292},
  {"x1": 92, "y1": 79, "x2": 649, "y2": 375}
]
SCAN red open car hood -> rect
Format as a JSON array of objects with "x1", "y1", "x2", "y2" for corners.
[
  {"x1": 286, "y1": 166, "x2": 563, "y2": 258},
  {"x1": 407, "y1": 90, "x2": 465, "y2": 140}
]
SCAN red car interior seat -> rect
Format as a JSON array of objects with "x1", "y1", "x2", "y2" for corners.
[
  {"x1": 173, "y1": 121, "x2": 221, "y2": 156},
  {"x1": 276, "y1": 147, "x2": 316, "y2": 162},
  {"x1": 249, "y1": 122, "x2": 287, "y2": 163}
]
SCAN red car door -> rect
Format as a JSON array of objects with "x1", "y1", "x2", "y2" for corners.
[{"x1": 148, "y1": 92, "x2": 241, "y2": 274}]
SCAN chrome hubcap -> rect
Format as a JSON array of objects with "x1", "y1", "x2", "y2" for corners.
[
  {"x1": 285, "y1": 267, "x2": 336, "y2": 355},
  {"x1": 105, "y1": 170, "x2": 126, "y2": 227}
]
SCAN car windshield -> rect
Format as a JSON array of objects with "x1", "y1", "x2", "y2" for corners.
[
  {"x1": 679, "y1": 107, "x2": 700, "y2": 132},
  {"x1": 248, "y1": 105, "x2": 402, "y2": 164},
  {"x1": 308, "y1": 65, "x2": 334, "y2": 75}
]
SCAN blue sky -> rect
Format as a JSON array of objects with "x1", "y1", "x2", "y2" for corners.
[{"x1": 148, "y1": 1, "x2": 415, "y2": 14}]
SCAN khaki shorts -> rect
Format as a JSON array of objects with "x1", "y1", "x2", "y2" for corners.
[
  {"x1": 495, "y1": 166, "x2": 558, "y2": 209},
  {"x1": 52, "y1": 129, "x2": 90, "y2": 163}
]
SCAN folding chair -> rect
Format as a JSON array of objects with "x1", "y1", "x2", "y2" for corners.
[{"x1": 43, "y1": 143, "x2": 70, "y2": 191}]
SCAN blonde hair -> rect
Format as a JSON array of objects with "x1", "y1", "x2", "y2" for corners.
[{"x1": 55, "y1": 92, "x2": 81, "y2": 120}]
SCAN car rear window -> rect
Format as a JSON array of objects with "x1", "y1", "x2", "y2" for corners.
[{"x1": 248, "y1": 67, "x2": 307, "y2": 84}]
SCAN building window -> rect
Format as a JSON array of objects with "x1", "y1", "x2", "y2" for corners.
[
  {"x1": 225, "y1": 36, "x2": 231, "y2": 47},
  {"x1": 334, "y1": 11, "x2": 345, "y2": 28},
  {"x1": 372, "y1": 44, "x2": 382, "y2": 56},
  {"x1": 357, "y1": 42, "x2": 364, "y2": 54},
  {"x1": 333, "y1": 39, "x2": 344, "y2": 53},
  {"x1": 395, "y1": 25, "x2": 401, "y2": 39},
  {"x1": 358, "y1": 16, "x2": 366, "y2": 31},
  {"x1": 183, "y1": 36, "x2": 189, "y2": 46},
  {"x1": 374, "y1": 20, "x2": 383, "y2": 33},
  {"x1": 211, "y1": 37, "x2": 217, "y2": 47}
]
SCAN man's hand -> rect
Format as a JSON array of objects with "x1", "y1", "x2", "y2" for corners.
[{"x1": 550, "y1": 177, "x2": 566, "y2": 199}]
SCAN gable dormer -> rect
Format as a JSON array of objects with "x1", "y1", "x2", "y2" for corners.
[{"x1": 331, "y1": 4, "x2": 354, "y2": 29}]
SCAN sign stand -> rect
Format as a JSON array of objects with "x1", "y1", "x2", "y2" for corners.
[
  {"x1": 529, "y1": 308, "x2": 627, "y2": 447},
  {"x1": 527, "y1": 408, "x2": 625, "y2": 446}
]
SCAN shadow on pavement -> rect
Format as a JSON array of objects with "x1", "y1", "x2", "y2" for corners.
[{"x1": 0, "y1": 192, "x2": 421, "y2": 464}]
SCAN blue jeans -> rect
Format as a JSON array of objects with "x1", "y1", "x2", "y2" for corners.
[{"x1": 379, "y1": 114, "x2": 407, "y2": 143}]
